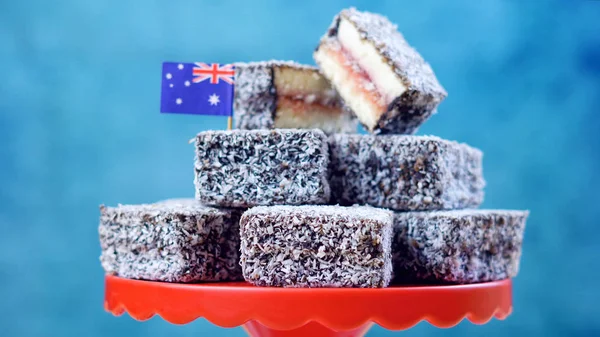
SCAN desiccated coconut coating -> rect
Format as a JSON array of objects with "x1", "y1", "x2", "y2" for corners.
[
  {"x1": 99, "y1": 199, "x2": 243, "y2": 282},
  {"x1": 240, "y1": 205, "x2": 394, "y2": 288},
  {"x1": 234, "y1": 61, "x2": 276, "y2": 130},
  {"x1": 194, "y1": 129, "x2": 331, "y2": 208},
  {"x1": 329, "y1": 134, "x2": 485, "y2": 211},
  {"x1": 233, "y1": 60, "x2": 357, "y2": 134},
  {"x1": 314, "y1": 8, "x2": 447, "y2": 134},
  {"x1": 392, "y1": 210, "x2": 528, "y2": 284}
]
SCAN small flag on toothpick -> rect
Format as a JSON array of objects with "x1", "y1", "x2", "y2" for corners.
[{"x1": 160, "y1": 62, "x2": 235, "y2": 129}]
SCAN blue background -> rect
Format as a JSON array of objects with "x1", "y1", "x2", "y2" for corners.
[{"x1": 1, "y1": 1, "x2": 599, "y2": 336}]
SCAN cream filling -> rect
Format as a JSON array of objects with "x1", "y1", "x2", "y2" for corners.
[
  {"x1": 337, "y1": 17, "x2": 406, "y2": 104},
  {"x1": 315, "y1": 45, "x2": 381, "y2": 130}
]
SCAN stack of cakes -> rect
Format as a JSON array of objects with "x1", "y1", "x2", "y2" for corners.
[{"x1": 99, "y1": 8, "x2": 528, "y2": 287}]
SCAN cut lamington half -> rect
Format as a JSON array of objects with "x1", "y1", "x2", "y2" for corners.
[
  {"x1": 234, "y1": 61, "x2": 357, "y2": 134},
  {"x1": 240, "y1": 205, "x2": 394, "y2": 288},
  {"x1": 392, "y1": 210, "x2": 528, "y2": 284},
  {"x1": 314, "y1": 8, "x2": 447, "y2": 134},
  {"x1": 99, "y1": 199, "x2": 243, "y2": 282}
]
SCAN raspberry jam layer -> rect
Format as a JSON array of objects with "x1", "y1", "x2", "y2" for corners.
[
  {"x1": 315, "y1": 42, "x2": 386, "y2": 130},
  {"x1": 274, "y1": 96, "x2": 350, "y2": 134},
  {"x1": 330, "y1": 45, "x2": 387, "y2": 111}
]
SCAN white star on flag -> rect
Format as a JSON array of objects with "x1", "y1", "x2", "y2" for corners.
[{"x1": 208, "y1": 94, "x2": 220, "y2": 106}]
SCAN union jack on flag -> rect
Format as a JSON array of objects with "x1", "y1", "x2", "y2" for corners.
[
  {"x1": 160, "y1": 62, "x2": 235, "y2": 116},
  {"x1": 192, "y1": 63, "x2": 235, "y2": 85}
]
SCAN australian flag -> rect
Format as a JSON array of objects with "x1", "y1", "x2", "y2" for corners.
[{"x1": 160, "y1": 62, "x2": 234, "y2": 116}]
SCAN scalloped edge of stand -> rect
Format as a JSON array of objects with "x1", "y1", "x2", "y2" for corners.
[{"x1": 106, "y1": 300, "x2": 511, "y2": 330}]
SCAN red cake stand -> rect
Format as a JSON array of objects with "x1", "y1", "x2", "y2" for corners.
[{"x1": 104, "y1": 275, "x2": 512, "y2": 336}]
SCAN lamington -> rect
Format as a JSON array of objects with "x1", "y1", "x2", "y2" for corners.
[
  {"x1": 329, "y1": 134, "x2": 484, "y2": 211},
  {"x1": 234, "y1": 61, "x2": 357, "y2": 134},
  {"x1": 314, "y1": 8, "x2": 447, "y2": 134},
  {"x1": 240, "y1": 205, "x2": 394, "y2": 288},
  {"x1": 99, "y1": 199, "x2": 242, "y2": 282},
  {"x1": 392, "y1": 210, "x2": 528, "y2": 284},
  {"x1": 194, "y1": 129, "x2": 331, "y2": 208}
]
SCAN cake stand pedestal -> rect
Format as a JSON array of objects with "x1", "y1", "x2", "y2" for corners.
[{"x1": 104, "y1": 275, "x2": 512, "y2": 337}]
